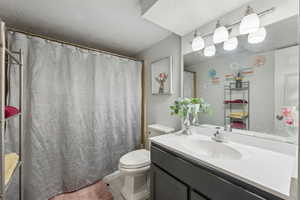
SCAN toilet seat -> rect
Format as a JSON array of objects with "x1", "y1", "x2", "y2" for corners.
[{"x1": 119, "y1": 149, "x2": 150, "y2": 169}]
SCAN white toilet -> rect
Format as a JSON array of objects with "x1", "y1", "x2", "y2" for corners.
[{"x1": 118, "y1": 124, "x2": 175, "y2": 200}]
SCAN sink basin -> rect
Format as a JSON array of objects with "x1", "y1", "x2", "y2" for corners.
[{"x1": 180, "y1": 140, "x2": 242, "y2": 160}]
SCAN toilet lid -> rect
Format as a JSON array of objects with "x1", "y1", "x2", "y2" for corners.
[{"x1": 119, "y1": 149, "x2": 150, "y2": 169}]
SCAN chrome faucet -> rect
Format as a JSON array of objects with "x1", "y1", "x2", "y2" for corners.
[
  {"x1": 224, "y1": 118, "x2": 232, "y2": 132},
  {"x1": 212, "y1": 127, "x2": 226, "y2": 142},
  {"x1": 224, "y1": 124, "x2": 232, "y2": 132}
]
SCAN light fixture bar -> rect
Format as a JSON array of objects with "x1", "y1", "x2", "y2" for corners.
[{"x1": 198, "y1": 7, "x2": 275, "y2": 38}]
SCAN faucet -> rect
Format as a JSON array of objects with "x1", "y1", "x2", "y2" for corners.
[
  {"x1": 212, "y1": 127, "x2": 226, "y2": 142},
  {"x1": 224, "y1": 124, "x2": 232, "y2": 132},
  {"x1": 224, "y1": 118, "x2": 232, "y2": 132}
]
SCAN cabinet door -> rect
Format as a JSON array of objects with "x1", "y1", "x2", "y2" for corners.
[
  {"x1": 191, "y1": 191, "x2": 207, "y2": 200},
  {"x1": 150, "y1": 164, "x2": 188, "y2": 200}
]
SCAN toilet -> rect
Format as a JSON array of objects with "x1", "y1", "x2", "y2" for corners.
[{"x1": 119, "y1": 124, "x2": 175, "y2": 200}]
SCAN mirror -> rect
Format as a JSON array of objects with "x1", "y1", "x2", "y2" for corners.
[{"x1": 183, "y1": 11, "x2": 298, "y2": 142}]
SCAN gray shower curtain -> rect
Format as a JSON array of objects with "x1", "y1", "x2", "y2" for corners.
[{"x1": 6, "y1": 32, "x2": 142, "y2": 200}]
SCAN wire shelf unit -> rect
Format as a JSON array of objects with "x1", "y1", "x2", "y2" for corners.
[
  {"x1": 0, "y1": 20, "x2": 24, "y2": 200},
  {"x1": 224, "y1": 81, "x2": 250, "y2": 130}
]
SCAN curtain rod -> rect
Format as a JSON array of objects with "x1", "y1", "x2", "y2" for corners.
[{"x1": 7, "y1": 26, "x2": 142, "y2": 62}]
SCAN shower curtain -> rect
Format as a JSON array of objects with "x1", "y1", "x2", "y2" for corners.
[{"x1": 5, "y1": 32, "x2": 142, "y2": 200}]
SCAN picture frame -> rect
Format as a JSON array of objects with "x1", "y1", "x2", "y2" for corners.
[{"x1": 151, "y1": 56, "x2": 173, "y2": 95}]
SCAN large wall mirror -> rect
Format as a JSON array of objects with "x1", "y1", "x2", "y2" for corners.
[{"x1": 182, "y1": 1, "x2": 298, "y2": 143}]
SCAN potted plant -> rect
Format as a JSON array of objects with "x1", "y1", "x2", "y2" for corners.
[{"x1": 170, "y1": 98, "x2": 211, "y2": 134}]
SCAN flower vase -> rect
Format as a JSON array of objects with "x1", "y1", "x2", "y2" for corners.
[{"x1": 183, "y1": 115, "x2": 192, "y2": 135}]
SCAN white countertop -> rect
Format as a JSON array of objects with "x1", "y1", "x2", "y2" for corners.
[{"x1": 150, "y1": 127, "x2": 296, "y2": 200}]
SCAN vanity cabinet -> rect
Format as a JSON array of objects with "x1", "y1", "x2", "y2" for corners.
[
  {"x1": 190, "y1": 191, "x2": 207, "y2": 200},
  {"x1": 150, "y1": 143, "x2": 283, "y2": 200},
  {"x1": 151, "y1": 164, "x2": 188, "y2": 200}
]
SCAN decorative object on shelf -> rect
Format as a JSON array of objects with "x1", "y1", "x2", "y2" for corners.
[
  {"x1": 230, "y1": 63, "x2": 244, "y2": 88},
  {"x1": 280, "y1": 106, "x2": 298, "y2": 137},
  {"x1": 151, "y1": 56, "x2": 173, "y2": 95},
  {"x1": 170, "y1": 98, "x2": 211, "y2": 135},
  {"x1": 190, "y1": 6, "x2": 272, "y2": 56},
  {"x1": 234, "y1": 72, "x2": 243, "y2": 88}
]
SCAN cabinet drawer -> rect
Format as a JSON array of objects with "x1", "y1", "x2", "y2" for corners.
[
  {"x1": 151, "y1": 164, "x2": 188, "y2": 200},
  {"x1": 191, "y1": 191, "x2": 207, "y2": 200},
  {"x1": 151, "y1": 145, "x2": 268, "y2": 200}
]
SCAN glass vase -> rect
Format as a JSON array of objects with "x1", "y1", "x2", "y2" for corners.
[{"x1": 183, "y1": 114, "x2": 192, "y2": 135}]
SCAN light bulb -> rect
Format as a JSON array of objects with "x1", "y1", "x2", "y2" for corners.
[
  {"x1": 224, "y1": 37, "x2": 238, "y2": 51},
  {"x1": 192, "y1": 36, "x2": 205, "y2": 51},
  {"x1": 248, "y1": 27, "x2": 266, "y2": 44},
  {"x1": 213, "y1": 26, "x2": 229, "y2": 44},
  {"x1": 204, "y1": 45, "x2": 216, "y2": 57},
  {"x1": 240, "y1": 13, "x2": 260, "y2": 34}
]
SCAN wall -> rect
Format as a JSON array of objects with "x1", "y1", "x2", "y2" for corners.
[
  {"x1": 186, "y1": 50, "x2": 275, "y2": 134},
  {"x1": 137, "y1": 34, "x2": 182, "y2": 132}
]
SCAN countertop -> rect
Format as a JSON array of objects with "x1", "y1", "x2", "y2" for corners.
[{"x1": 150, "y1": 127, "x2": 296, "y2": 200}]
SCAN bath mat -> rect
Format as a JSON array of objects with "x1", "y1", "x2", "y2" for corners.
[{"x1": 49, "y1": 181, "x2": 113, "y2": 200}]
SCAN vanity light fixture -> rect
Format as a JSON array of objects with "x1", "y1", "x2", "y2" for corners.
[
  {"x1": 213, "y1": 20, "x2": 229, "y2": 44},
  {"x1": 192, "y1": 31, "x2": 205, "y2": 51},
  {"x1": 248, "y1": 27, "x2": 267, "y2": 44},
  {"x1": 240, "y1": 6, "x2": 260, "y2": 35},
  {"x1": 204, "y1": 45, "x2": 216, "y2": 57},
  {"x1": 224, "y1": 37, "x2": 238, "y2": 51}
]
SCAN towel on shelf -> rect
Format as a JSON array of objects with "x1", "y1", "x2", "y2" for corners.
[
  {"x1": 224, "y1": 99, "x2": 248, "y2": 104},
  {"x1": 5, "y1": 153, "x2": 19, "y2": 185},
  {"x1": 5, "y1": 106, "x2": 20, "y2": 118},
  {"x1": 229, "y1": 112, "x2": 248, "y2": 119},
  {"x1": 231, "y1": 121, "x2": 246, "y2": 129}
]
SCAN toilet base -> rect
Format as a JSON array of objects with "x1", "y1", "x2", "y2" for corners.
[{"x1": 120, "y1": 171, "x2": 150, "y2": 200}]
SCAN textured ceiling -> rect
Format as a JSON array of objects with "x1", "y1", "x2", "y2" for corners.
[{"x1": 0, "y1": 0, "x2": 171, "y2": 56}]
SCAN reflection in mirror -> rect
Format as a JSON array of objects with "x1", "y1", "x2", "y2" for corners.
[{"x1": 184, "y1": 16, "x2": 298, "y2": 142}]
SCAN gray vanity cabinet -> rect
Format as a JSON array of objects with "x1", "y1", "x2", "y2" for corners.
[
  {"x1": 151, "y1": 164, "x2": 188, "y2": 200},
  {"x1": 190, "y1": 191, "x2": 207, "y2": 200},
  {"x1": 151, "y1": 144, "x2": 283, "y2": 200}
]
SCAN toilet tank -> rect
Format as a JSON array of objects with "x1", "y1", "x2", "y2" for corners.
[
  {"x1": 148, "y1": 124, "x2": 175, "y2": 138},
  {"x1": 147, "y1": 124, "x2": 175, "y2": 149}
]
